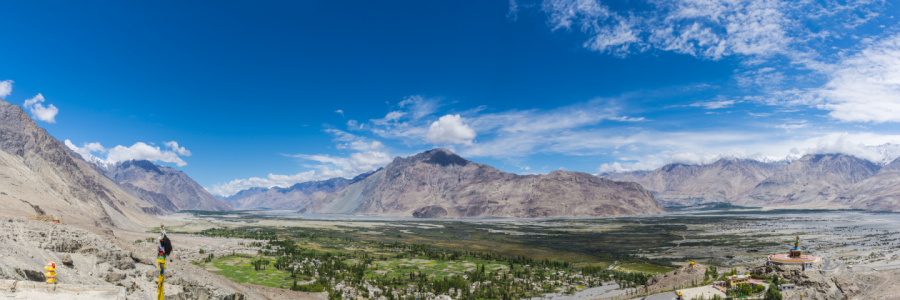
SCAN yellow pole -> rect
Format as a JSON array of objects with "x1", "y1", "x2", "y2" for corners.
[
  {"x1": 157, "y1": 258, "x2": 165, "y2": 300},
  {"x1": 157, "y1": 224, "x2": 166, "y2": 300}
]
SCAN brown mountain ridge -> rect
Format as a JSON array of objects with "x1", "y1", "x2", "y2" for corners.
[{"x1": 301, "y1": 148, "x2": 666, "y2": 218}]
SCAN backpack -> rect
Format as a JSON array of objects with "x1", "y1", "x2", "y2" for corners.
[{"x1": 161, "y1": 235, "x2": 173, "y2": 256}]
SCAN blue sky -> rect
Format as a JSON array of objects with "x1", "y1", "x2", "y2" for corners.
[{"x1": 2, "y1": 0, "x2": 900, "y2": 196}]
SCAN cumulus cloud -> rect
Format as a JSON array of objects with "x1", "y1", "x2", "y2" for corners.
[
  {"x1": 817, "y1": 34, "x2": 900, "y2": 123},
  {"x1": 23, "y1": 94, "x2": 59, "y2": 123},
  {"x1": 425, "y1": 114, "x2": 476, "y2": 146},
  {"x1": 64, "y1": 140, "x2": 193, "y2": 167},
  {"x1": 802, "y1": 132, "x2": 900, "y2": 165},
  {"x1": 0, "y1": 80, "x2": 12, "y2": 98},
  {"x1": 107, "y1": 142, "x2": 191, "y2": 166}
]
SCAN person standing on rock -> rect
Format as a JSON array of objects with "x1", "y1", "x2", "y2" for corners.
[{"x1": 157, "y1": 224, "x2": 172, "y2": 300}]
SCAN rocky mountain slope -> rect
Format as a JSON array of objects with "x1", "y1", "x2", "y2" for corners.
[
  {"x1": 838, "y1": 157, "x2": 900, "y2": 211},
  {"x1": 0, "y1": 99, "x2": 158, "y2": 231},
  {"x1": 103, "y1": 160, "x2": 231, "y2": 212},
  {"x1": 740, "y1": 154, "x2": 880, "y2": 206},
  {"x1": 226, "y1": 175, "x2": 378, "y2": 210},
  {"x1": 303, "y1": 148, "x2": 665, "y2": 217},
  {"x1": 599, "y1": 159, "x2": 784, "y2": 206}
]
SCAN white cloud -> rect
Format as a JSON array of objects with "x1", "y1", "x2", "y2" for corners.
[
  {"x1": 689, "y1": 100, "x2": 735, "y2": 109},
  {"x1": 379, "y1": 111, "x2": 405, "y2": 123},
  {"x1": 745, "y1": 88, "x2": 821, "y2": 107},
  {"x1": 609, "y1": 116, "x2": 645, "y2": 122},
  {"x1": 425, "y1": 114, "x2": 477, "y2": 146},
  {"x1": 335, "y1": 109, "x2": 344, "y2": 117},
  {"x1": 64, "y1": 139, "x2": 105, "y2": 164},
  {"x1": 366, "y1": 96, "x2": 442, "y2": 141},
  {"x1": 598, "y1": 160, "x2": 660, "y2": 173},
  {"x1": 23, "y1": 94, "x2": 59, "y2": 123},
  {"x1": 209, "y1": 150, "x2": 393, "y2": 197},
  {"x1": 542, "y1": 0, "x2": 644, "y2": 55},
  {"x1": 208, "y1": 129, "x2": 395, "y2": 197},
  {"x1": 359, "y1": 95, "x2": 636, "y2": 158},
  {"x1": 596, "y1": 131, "x2": 900, "y2": 174},
  {"x1": 65, "y1": 139, "x2": 193, "y2": 167},
  {"x1": 398, "y1": 95, "x2": 439, "y2": 120},
  {"x1": 207, "y1": 171, "x2": 319, "y2": 197},
  {"x1": 773, "y1": 121, "x2": 808, "y2": 131},
  {"x1": 817, "y1": 34, "x2": 900, "y2": 122},
  {"x1": 291, "y1": 150, "x2": 392, "y2": 174},
  {"x1": 327, "y1": 129, "x2": 386, "y2": 151},
  {"x1": 107, "y1": 142, "x2": 190, "y2": 167},
  {"x1": 0, "y1": 80, "x2": 12, "y2": 98},
  {"x1": 164, "y1": 141, "x2": 192, "y2": 156},
  {"x1": 541, "y1": 0, "x2": 794, "y2": 59},
  {"x1": 508, "y1": 0, "x2": 519, "y2": 21},
  {"x1": 802, "y1": 132, "x2": 900, "y2": 165}
]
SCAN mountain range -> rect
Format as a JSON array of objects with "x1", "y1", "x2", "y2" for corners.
[
  {"x1": 225, "y1": 176, "x2": 354, "y2": 210},
  {"x1": 0, "y1": 97, "x2": 663, "y2": 219},
  {"x1": 300, "y1": 148, "x2": 665, "y2": 217},
  {"x1": 7, "y1": 94, "x2": 900, "y2": 223},
  {"x1": 601, "y1": 158, "x2": 784, "y2": 206},
  {"x1": 600, "y1": 153, "x2": 900, "y2": 210},
  {"x1": 102, "y1": 159, "x2": 232, "y2": 212},
  {"x1": 0, "y1": 99, "x2": 158, "y2": 231}
]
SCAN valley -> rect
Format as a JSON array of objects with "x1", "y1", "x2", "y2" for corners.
[{"x1": 161, "y1": 209, "x2": 900, "y2": 299}]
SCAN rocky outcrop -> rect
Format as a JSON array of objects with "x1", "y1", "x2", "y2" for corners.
[
  {"x1": 752, "y1": 261, "x2": 855, "y2": 299},
  {"x1": 599, "y1": 159, "x2": 783, "y2": 206},
  {"x1": 103, "y1": 160, "x2": 231, "y2": 211},
  {"x1": 644, "y1": 263, "x2": 706, "y2": 295},
  {"x1": 0, "y1": 99, "x2": 158, "y2": 231},
  {"x1": 226, "y1": 177, "x2": 359, "y2": 210},
  {"x1": 0, "y1": 217, "x2": 322, "y2": 299},
  {"x1": 304, "y1": 148, "x2": 665, "y2": 218},
  {"x1": 740, "y1": 154, "x2": 879, "y2": 207},
  {"x1": 412, "y1": 205, "x2": 448, "y2": 218}
]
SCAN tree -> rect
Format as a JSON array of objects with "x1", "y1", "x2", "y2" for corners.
[
  {"x1": 764, "y1": 284, "x2": 782, "y2": 300},
  {"x1": 740, "y1": 283, "x2": 752, "y2": 296}
]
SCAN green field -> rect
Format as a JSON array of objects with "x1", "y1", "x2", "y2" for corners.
[
  {"x1": 616, "y1": 262, "x2": 676, "y2": 274},
  {"x1": 197, "y1": 255, "x2": 304, "y2": 289},
  {"x1": 186, "y1": 215, "x2": 781, "y2": 299}
]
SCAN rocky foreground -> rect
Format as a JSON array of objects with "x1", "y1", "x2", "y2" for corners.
[{"x1": 0, "y1": 217, "x2": 323, "y2": 299}]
